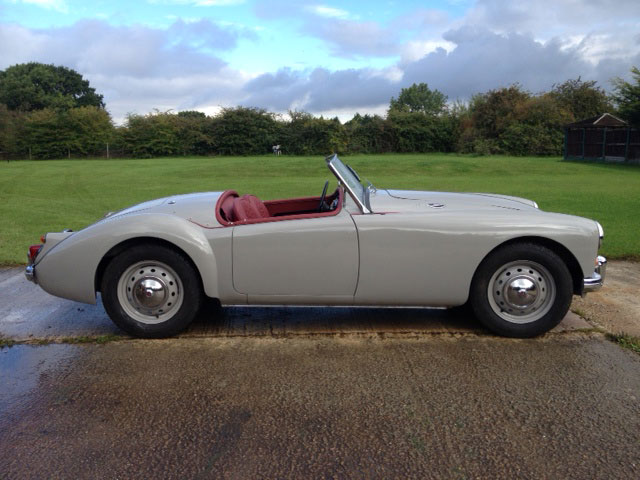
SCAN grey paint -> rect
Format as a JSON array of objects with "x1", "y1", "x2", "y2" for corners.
[{"x1": 30, "y1": 163, "x2": 603, "y2": 309}]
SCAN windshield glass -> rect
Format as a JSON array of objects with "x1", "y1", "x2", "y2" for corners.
[{"x1": 326, "y1": 155, "x2": 371, "y2": 213}]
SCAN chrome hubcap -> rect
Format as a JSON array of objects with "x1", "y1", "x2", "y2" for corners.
[
  {"x1": 488, "y1": 261, "x2": 555, "y2": 324},
  {"x1": 117, "y1": 261, "x2": 183, "y2": 324},
  {"x1": 505, "y1": 277, "x2": 537, "y2": 308},
  {"x1": 133, "y1": 278, "x2": 167, "y2": 312}
]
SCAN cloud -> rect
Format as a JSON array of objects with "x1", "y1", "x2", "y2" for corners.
[
  {"x1": 0, "y1": 19, "x2": 251, "y2": 122},
  {"x1": 241, "y1": 67, "x2": 398, "y2": 112},
  {"x1": 401, "y1": 26, "x2": 638, "y2": 99},
  {"x1": 1, "y1": 0, "x2": 639, "y2": 122},
  {"x1": 12, "y1": 0, "x2": 67, "y2": 13},
  {"x1": 253, "y1": 0, "x2": 404, "y2": 58},
  {"x1": 239, "y1": 24, "x2": 639, "y2": 115},
  {"x1": 148, "y1": 0, "x2": 245, "y2": 6},
  {"x1": 466, "y1": 0, "x2": 640, "y2": 64},
  {"x1": 305, "y1": 5, "x2": 350, "y2": 19},
  {"x1": 306, "y1": 20, "x2": 400, "y2": 58}
]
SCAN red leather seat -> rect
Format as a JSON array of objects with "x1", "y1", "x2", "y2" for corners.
[{"x1": 233, "y1": 194, "x2": 270, "y2": 221}]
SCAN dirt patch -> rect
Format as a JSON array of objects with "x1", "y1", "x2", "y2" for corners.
[{"x1": 572, "y1": 260, "x2": 640, "y2": 337}]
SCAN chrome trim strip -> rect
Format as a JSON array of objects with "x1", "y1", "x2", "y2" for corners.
[
  {"x1": 596, "y1": 221, "x2": 604, "y2": 248},
  {"x1": 583, "y1": 256, "x2": 606, "y2": 294}
]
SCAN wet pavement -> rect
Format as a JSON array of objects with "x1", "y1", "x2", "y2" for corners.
[
  {"x1": 0, "y1": 267, "x2": 589, "y2": 340},
  {"x1": 1, "y1": 336, "x2": 639, "y2": 479},
  {"x1": 1, "y1": 267, "x2": 639, "y2": 478}
]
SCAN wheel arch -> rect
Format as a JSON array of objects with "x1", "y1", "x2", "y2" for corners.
[
  {"x1": 95, "y1": 237, "x2": 207, "y2": 296},
  {"x1": 476, "y1": 236, "x2": 584, "y2": 296}
]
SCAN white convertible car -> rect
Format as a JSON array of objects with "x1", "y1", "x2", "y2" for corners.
[{"x1": 26, "y1": 155, "x2": 606, "y2": 338}]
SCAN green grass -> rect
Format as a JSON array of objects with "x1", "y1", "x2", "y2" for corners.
[
  {"x1": 606, "y1": 333, "x2": 640, "y2": 355},
  {"x1": 1, "y1": 153, "x2": 639, "y2": 265}
]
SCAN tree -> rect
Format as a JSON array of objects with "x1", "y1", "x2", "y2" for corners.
[
  {"x1": 282, "y1": 111, "x2": 347, "y2": 155},
  {"x1": 0, "y1": 104, "x2": 22, "y2": 157},
  {"x1": 19, "y1": 106, "x2": 114, "y2": 159},
  {"x1": 211, "y1": 107, "x2": 280, "y2": 155},
  {"x1": 344, "y1": 114, "x2": 394, "y2": 153},
  {"x1": 0, "y1": 62, "x2": 104, "y2": 112},
  {"x1": 389, "y1": 83, "x2": 447, "y2": 116},
  {"x1": 120, "y1": 111, "x2": 182, "y2": 158},
  {"x1": 550, "y1": 77, "x2": 612, "y2": 121},
  {"x1": 458, "y1": 85, "x2": 531, "y2": 154},
  {"x1": 500, "y1": 94, "x2": 573, "y2": 155},
  {"x1": 63, "y1": 106, "x2": 114, "y2": 156},
  {"x1": 612, "y1": 66, "x2": 640, "y2": 127}
]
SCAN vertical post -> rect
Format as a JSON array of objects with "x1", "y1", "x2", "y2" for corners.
[
  {"x1": 581, "y1": 128, "x2": 585, "y2": 159},
  {"x1": 28, "y1": 147, "x2": 32, "y2": 160},
  {"x1": 563, "y1": 128, "x2": 568, "y2": 160},
  {"x1": 106, "y1": 142, "x2": 110, "y2": 159},
  {"x1": 624, "y1": 127, "x2": 630, "y2": 161},
  {"x1": 68, "y1": 148, "x2": 71, "y2": 159},
  {"x1": 602, "y1": 127, "x2": 607, "y2": 160}
]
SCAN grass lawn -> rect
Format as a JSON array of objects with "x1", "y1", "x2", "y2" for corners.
[{"x1": 1, "y1": 154, "x2": 639, "y2": 265}]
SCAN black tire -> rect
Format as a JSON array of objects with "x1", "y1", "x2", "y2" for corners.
[
  {"x1": 469, "y1": 243, "x2": 573, "y2": 338},
  {"x1": 101, "y1": 244, "x2": 202, "y2": 338},
  {"x1": 446, "y1": 301, "x2": 474, "y2": 318}
]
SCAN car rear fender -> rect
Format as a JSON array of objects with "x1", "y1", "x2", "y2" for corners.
[{"x1": 35, "y1": 213, "x2": 218, "y2": 304}]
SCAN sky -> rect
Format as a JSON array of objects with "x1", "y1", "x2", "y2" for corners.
[{"x1": 0, "y1": 0, "x2": 639, "y2": 123}]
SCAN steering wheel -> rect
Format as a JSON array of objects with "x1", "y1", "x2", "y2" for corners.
[{"x1": 318, "y1": 180, "x2": 329, "y2": 212}]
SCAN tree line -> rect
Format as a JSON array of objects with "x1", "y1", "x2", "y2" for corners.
[{"x1": 1, "y1": 62, "x2": 639, "y2": 160}]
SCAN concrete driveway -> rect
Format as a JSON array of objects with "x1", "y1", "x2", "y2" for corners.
[
  {"x1": 1, "y1": 266, "x2": 639, "y2": 479},
  {"x1": 0, "y1": 267, "x2": 589, "y2": 341}
]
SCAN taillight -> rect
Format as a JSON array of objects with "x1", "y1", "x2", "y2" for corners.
[
  {"x1": 28, "y1": 244, "x2": 43, "y2": 262},
  {"x1": 40, "y1": 234, "x2": 47, "y2": 243}
]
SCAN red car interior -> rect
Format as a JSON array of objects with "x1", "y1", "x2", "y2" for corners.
[{"x1": 216, "y1": 187, "x2": 343, "y2": 226}]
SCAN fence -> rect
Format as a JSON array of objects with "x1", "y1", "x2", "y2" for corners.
[{"x1": 564, "y1": 127, "x2": 640, "y2": 163}]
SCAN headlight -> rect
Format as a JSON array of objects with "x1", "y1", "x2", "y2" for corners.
[
  {"x1": 532, "y1": 201, "x2": 539, "y2": 209},
  {"x1": 596, "y1": 221, "x2": 604, "y2": 248}
]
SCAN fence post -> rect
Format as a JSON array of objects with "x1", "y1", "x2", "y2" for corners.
[
  {"x1": 563, "y1": 128, "x2": 568, "y2": 160},
  {"x1": 624, "y1": 128, "x2": 630, "y2": 161},
  {"x1": 581, "y1": 128, "x2": 585, "y2": 159},
  {"x1": 106, "y1": 142, "x2": 110, "y2": 159},
  {"x1": 602, "y1": 127, "x2": 607, "y2": 160}
]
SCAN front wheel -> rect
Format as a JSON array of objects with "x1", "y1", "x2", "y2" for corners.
[
  {"x1": 101, "y1": 244, "x2": 202, "y2": 338},
  {"x1": 469, "y1": 243, "x2": 573, "y2": 338}
]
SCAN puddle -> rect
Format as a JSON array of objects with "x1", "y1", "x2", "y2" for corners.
[{"x1": 0, "y1": 344, "x2": 80, "y2": 423}]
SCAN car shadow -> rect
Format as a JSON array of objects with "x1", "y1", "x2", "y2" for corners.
[{"x1": 184, "y1": 304, "x2": 485, "y2": 337}]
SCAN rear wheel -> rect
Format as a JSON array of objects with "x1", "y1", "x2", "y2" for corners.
[
  {"x1": 101, "y1": 244, "x2": 202, "y2": 338},
  {"x1": 469, "y1": 243, "x2": 573, "y2": 338}
]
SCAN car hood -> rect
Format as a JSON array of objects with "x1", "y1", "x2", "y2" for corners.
[
  {"x1": 370, "y1": 189, "x2": 539, "y2": 213},
  {"x1": 102, "y1": 192, "x2": 225, "y2": 228}
]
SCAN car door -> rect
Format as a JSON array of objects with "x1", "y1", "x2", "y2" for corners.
[{"x1": 232, "y1": 208, "x2": 359, "y2": 302}]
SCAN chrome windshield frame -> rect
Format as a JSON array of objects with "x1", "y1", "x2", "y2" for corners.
[{"x1": 326, "y1": 154, "x2": 371, "y2": 214}]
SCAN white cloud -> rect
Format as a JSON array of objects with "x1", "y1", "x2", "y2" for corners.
[
  {"x1": 400, "y1": 40, "x2": 456, "y2": 63},
  {"x1": 2, "y1": 0, "x2": 639, "y2": 122},
  {"x1": 306, "y1": 5, "x2": 350, "y2": 19},
  {"x1": 12, "y1": 0, "x2": 68, "y2": 13},
  {"x1": 0, "y1": 19, "x2": 252, "y2": 123},
  {"x1": 148, "y1": 0, "x2": 245, "y2": 6},
  {"x1": 193, "y1": 0, "x2": 244, "y2": 5}
]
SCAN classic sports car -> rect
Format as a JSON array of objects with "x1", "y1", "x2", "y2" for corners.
[{"x1": 26, "y1": 155, "x2": 606, "y2": 338}]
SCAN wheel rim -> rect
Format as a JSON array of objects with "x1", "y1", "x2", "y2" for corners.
[
  {"x1": 116, "y1": 261, "x2": 184, "y2": 325},
  {"x1": 487, "y1": 260, "x2": 556, "y2": 324}
]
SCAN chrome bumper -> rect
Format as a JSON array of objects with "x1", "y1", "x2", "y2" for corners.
[
  {"x1": 583, "y1": 256, "x2": 606, "y2": 294},
  {"x1": 25, "y1": 262, "x2": 36, "y2": 283}
]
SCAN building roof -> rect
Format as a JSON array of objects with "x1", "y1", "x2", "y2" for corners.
[{"x1": 566, "y1": 113, "x2": 628, "y2": 128}]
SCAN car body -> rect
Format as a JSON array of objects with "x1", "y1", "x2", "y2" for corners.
[{"x1": 26, "y1": 155, "x2": 606, "y2": 338}]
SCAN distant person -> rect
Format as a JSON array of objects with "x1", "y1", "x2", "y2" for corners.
[{"x1": 272, "y1": 145, "x2": 281, "y2": 156}]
